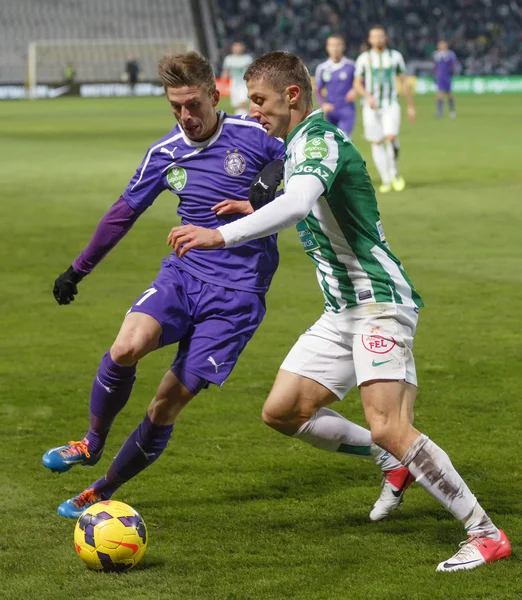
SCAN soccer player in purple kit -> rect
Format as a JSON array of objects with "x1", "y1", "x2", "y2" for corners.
[
  {"x1": 42, "y1": 51, "x2": 286, "y2": 517},
  {"x1": 315, "y1": 35, "x2": 357, "y2": 136},
  {"x1": 433, "y1": 40, "x2": 458, "y2": 119}
]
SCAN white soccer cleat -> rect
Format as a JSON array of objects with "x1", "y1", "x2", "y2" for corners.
[
  {"x1": 369, "y1": 465, "x2": 414, "y2": 521},
  {"x1": 436, "y1": 530, "x2": 511, "y2": 572}
]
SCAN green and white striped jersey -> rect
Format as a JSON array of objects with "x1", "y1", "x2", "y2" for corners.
[
  {"x1": 354, "y1": 49, "x2": 406, "y2": 108},
  {"x1": 285, "y1": 109, "x2": 423, "y2": 312}
]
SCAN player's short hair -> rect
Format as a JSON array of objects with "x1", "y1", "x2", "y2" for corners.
[
  {"x1": 157, "y1": 51, "x2": 216, "y2": 94},
  {"x1": 327, "y1": 34, "x2": 345, "y2": 44},
  {"x1": 244, "y1": 51, "x2": 313, "y2": 107},
  {"x1": 369, "y1": 24, "x2": 387, "y2": 35}
]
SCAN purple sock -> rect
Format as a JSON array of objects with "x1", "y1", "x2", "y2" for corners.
[
  {"x1": 91, "y1": 414, "x2": 173, "y2": 499},
  {"x1": 448, "y1": 97, "x2": 455, "y2": 112},
  {"x1": 85, "y1": 352, "x2": 136, "y2": 454},
  {"x1": 437, "y1": 98, "x2": 443, "y2": 117}
]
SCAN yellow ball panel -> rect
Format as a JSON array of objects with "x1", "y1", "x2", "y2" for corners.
[{"x1": 73, "y1": 500, "x2": 147, "y2": 571}]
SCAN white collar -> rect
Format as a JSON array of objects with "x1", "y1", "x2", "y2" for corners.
[{"x1": 326, "y1": 57, "x2": 349, "y2": 71}]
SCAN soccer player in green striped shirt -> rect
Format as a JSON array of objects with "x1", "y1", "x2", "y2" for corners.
[
  {"x1": 168, "y1": 51, "x2": 511, "y2": 572},
  {"x1": 354, "y1": 25, "x2": 415, "y2": 193}
]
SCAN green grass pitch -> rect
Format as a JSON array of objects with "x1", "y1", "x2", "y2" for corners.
[{"x1": 1, "y1": 94, "x2": 521, "y2": 600}]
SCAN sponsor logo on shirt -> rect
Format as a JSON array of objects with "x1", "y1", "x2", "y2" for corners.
[
  {"x1": 303, "y1": 138, "x2": 330, "y2": 160},
  {"x1": 322, "y1": 71, "x2": 332, "y2": 82},
  {"x1": 294, "y1": 163, "x2": 330, "y2": 181},
  {"x1": 166, "y1": 166, "x2": 187, "y2": 192},
  {"x1": 224, "y1": 149, "x2": 246, "y2": 176}
]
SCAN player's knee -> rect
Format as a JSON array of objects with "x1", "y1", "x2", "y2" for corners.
[
  {"x1": 261, "y1": 402, "x2": 297, "y2": 435},
  {"x1": 369, "y1": 416, "x2": 409, "y2": 455},
  {"x1": 261, "y1": 396, "x2": 313, "y2": 436},
  {"x1": 386, "y1": 135, "x2": 396, "y2": 143},
  {"x1": 110, "y1": 338, "x2": 147, "y2": 366}
]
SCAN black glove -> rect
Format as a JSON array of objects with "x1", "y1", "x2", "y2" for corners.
[
  {"x1": 248, "y1": 160, "x2": 284, "y2": 211},
  {"x1": 53, "y1": 265, "x2": 83, "y2": 305}
]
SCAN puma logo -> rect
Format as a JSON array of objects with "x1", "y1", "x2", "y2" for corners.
[
  {"x1": 207, "y1": 356, "x2": 225, "y2": 373},
  {"x1": 256, "y1": 177, "x2": 269, "y2": 190},
  {"x1": 160, "y1": 146, "x2": 177, "y2": 159},
  {"x1": 136, "y1": 442, "x2": 156, "y2": 460}
]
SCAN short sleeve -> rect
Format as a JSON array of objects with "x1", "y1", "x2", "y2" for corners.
[
  {"x1": 289, "y1": 127, "x2": 345, "y2": 193},
  {"x1": 354, "y1": 54, "x2": 365, "y2": 77},
  {"x1": 395, "y1": 51, "x2": 406, "y2": 74},
  {"x1": 222, "y1": 56, "x2": 231, "y2": 70},
  {"x1": 122, "y1": 149, "x2": 167, "y2": 213},
  {"x1": 315, "y1": 64, "x2": 324, "y2": 87}
]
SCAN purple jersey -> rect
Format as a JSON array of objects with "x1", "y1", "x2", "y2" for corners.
[
  {"x1": 315, "y1": 57, "x2": 355, "y2": 108},
  {"x1": 122, "y1": 111, "x2": 284, "y2": 293},
  {"x1": 433, "y1": 50, "x2": 457, "y2": 90}
]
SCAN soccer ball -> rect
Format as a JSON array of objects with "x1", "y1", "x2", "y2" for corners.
[{"x1": 74, "y1": 500, "x2": 147, "y2": 571}]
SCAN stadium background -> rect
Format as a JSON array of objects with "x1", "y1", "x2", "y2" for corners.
[{"x1": 1, "y1": 1, "x2": 521, "y2": 599}]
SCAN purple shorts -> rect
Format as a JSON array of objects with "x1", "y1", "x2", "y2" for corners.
[
  {"x1": 437, "y1": 80, "x2": 452, "y2": 93},
  {"x1": 326, "y1": 105, "x2": 356, "y2": 136},
  {"x1": 128, "y1": 260, "x2": 266, "y2": 387}
]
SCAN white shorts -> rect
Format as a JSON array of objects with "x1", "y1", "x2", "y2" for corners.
[
  {"x1": 363, "y1": 103, "x2": 401, "y2": 142},
  {"x1": 280, "y1": 303, "x2": 418, "y2": 400},
  {"x1": 230, "y1": 83, "x2": 249, "y2": 108}
]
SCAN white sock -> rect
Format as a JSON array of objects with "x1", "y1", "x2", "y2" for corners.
[
  {"x1": 402, "y1": 434, "x2": 500, "y2": 539},
  {"x1": 294, "y1": 407, "x2": 401, "y2": 471},
  {"x1": 385, "y1": 141, "x2": 398, "y2": 178},
  {"x1": 371, "y1": 143, "x2": 391, "y2": 185}
]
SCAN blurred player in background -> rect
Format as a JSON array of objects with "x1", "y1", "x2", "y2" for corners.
[
  {"x1": 315, "y1": 34, "x2": 356, "y2": 136},
  {"x1": 433, "y1": 40, "x2": 458, "y2": 119},
  {"x1": 354, "y1": 26, "x2": 415, "y2": 194},
  {"x1": 168, "y1": 50, "x2": 512, "y2": 573},
  {"x1": 125, "y1": 54, "x2": 140, "y2": 94},
  {"x1": 221, "y1": 42, "x2": 253, "y2": 115}
]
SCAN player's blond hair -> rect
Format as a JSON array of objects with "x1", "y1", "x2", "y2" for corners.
[
  {"x1": 244, "y1": 51, "x2": 313, "y2": 108},
  {"x1": 157, "y1": 52, "x2": 216, "y2": 94}
]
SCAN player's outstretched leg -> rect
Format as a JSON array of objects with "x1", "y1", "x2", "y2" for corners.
[
  {"x1": 448, "y1": 93, "x2": 456, "y2": 119},
  {"x1": 371, "y1": 142, "x2": 392, "y2": 193},
  {"x1": 262, "y1": 371, "x2": 414, "y2": 521},
  {"x1": 57, "y1": 369, "x2": 194, "y2": 518},
  {"x1": 436, "y1": 91, "x2": 444, "y2": 118},
  {"x1": 42, "y1": 313, "x2": 161, "y2": 473},
  {"x1": 385, "y1": 135, "x2": 405, "y2": 192},
  {"x1": 362, "y1": 380, "x2": 511, "y2": 572},
  {"x1": 42, "y1": 352, "x2": 136, "y2": 473}
]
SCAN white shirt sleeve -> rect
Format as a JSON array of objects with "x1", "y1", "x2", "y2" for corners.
[
  {"x1": 218, "y1": 175, "x2": 325, "y2": 247},
  {"x1": 354, "y1": 53, "x2": 365, "y2": 77}
]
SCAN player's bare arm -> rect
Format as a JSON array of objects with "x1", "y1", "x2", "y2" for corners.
[
  {"x1": 169, "y1": 175, "x2": 324, "y2": 257},
  {"x1": 399, "y1": 73, "x2": 416, "y2": 121},
  {"x1": 354, "y1": 75, "x2": 377, "y2": 108}
]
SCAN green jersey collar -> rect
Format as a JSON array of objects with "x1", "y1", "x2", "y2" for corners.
[{"x1": 285, "y1": 108, "x2": 324, "y2": 148}]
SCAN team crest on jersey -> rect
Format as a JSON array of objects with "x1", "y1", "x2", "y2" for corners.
[
  {"x1": 224, "y1": 149, "x2": 246, "y2": 176},
  {"x1": 339, "y1": 71, "x2": 347, "y2": 80},
  {"x1": 166, "y1": 167, "x2": 187, "y2": 192},
  {"x1": 322, "y1": 71, "x2": 332, "y2": 82},
  {"x1": 303, "y1": 138, "x2": 329, "y2": 160}
]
